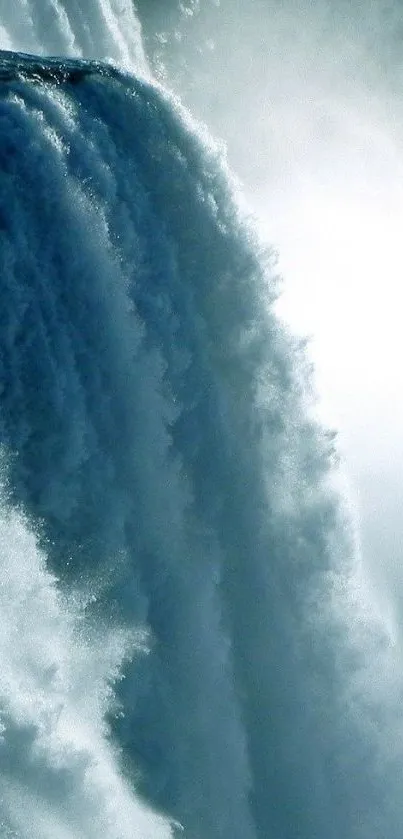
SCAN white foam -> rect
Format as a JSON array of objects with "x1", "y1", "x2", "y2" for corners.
[{"x1": 0, "y1": 467, "x2": 172, "y2": 839}]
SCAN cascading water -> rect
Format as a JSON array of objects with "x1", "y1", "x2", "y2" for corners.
[{"x1": 0, "y1": 4, "x2": 402, "y2": 839}]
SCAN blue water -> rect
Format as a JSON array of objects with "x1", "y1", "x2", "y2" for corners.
[{"x1": 0, "y1": 5, "x2": 401, "y2": 839}]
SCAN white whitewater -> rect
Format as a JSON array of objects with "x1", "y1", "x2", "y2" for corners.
[
  {"x1": 0, "y1": 0, "x2": 147, "y2": 73},
  {"x1": 0, "y1": 466, "x2": 173, "y2": 839}
]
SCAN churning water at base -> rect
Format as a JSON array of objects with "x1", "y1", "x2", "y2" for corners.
[
  {"x1": 0, "y1": 463, "x2": 172, "y2": 839},
  {"x1": 0, "y1": 5, "x2": 402, "y2": 839}
]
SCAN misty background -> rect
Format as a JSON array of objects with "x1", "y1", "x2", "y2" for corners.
[{"x1": 135, "y1": 0, "x2": 403, "y2": 629}]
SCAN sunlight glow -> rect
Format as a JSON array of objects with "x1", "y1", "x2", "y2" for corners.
[{"x1": 257, "y1": 155, "x2": 403, "y2": 436}]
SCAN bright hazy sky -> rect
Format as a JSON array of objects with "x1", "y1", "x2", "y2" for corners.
[{"x1": 140, "y1": 0, "x2": 403, "y2": 627}]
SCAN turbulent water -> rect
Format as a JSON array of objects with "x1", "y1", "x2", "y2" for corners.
[{"x1": 0, "y1": 3, "x2": 402, "y2": 839}]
